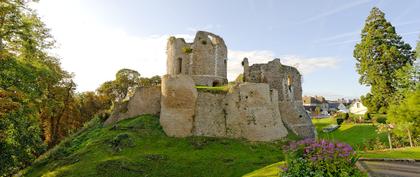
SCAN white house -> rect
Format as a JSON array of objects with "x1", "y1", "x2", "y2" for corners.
[{"x1": 349, "y1": 100, "x2": 368, "y2": 115}]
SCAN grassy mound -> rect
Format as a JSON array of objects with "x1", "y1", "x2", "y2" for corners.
[{"x1": 21, "y1": 115, "x2": 285, "y2": 177}]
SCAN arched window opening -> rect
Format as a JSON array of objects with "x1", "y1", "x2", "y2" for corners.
[
  {"x1": 177, "y1": 57, "x2": 182, "y2": 74},
  {"x1": 287, "y1": 75, "x2": 292, "y2": 92}
]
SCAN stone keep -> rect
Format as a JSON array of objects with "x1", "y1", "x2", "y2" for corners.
[
  {"x1": 166, "y1": 31, "x2": 228, "y2": 86},
  {"x1": 105, "y1": 31, "x2": 316, "y2": 141},
  {"x1": 243, "y1": 58, "x2": 316, "y2": 138}
]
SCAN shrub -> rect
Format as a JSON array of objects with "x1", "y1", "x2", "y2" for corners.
[
  {"x1": 362, "y1": 137, "x2": 386, "y2": 150},
  {"x1": 182, "y1": 47, "x2": 193, "y2": 54},
  {"x1": 376, "y1": 117, "x2": 387, "y2": 124},
  {"x1": 364, "y1": 113, "x2": 371, "y2": 121},
  {"x1": 336, "y1": 118, "x2": 344, "y2": 125},
  {"x1": 281, "y1": 139, "x2": 364, "y2": 177}
]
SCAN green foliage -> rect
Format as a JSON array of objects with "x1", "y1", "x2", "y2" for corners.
[
  {"x1": 336, "y1": 118, "x2": 344, "y2": 125},
  {"x1": 281, "y1": 139, "x2": 364, "y2": 177},
  {"x1": 354, "y1": 7, "x2": 416, "y2": 113},
  {"x1": 387, "y1": 85, "x2": 419, "y2": 145},
  {"x1": 195, "y1": 85, "x2": 230, "y2": 94},
  {"x1": 362, "y1": 137, "x2": 386, "y2": 150},
  {"x1": 375, "y1": 116, "x2": 387, "y2": 124},
  {"x1": 181, "y1": 46, "x2": 193, "y2": 54},
  {"x1": 416, "y1": 36, "x2": 420, "y2": 59},
  {"x1": 363, "y1": 113, "x2": 371, "y2": 121},
  {"x1": 21, "y1": 115, "x2": 286, "y2": 177},
  {"x1": 97, "y1": 70, "x2": 160, "y2": 106}
]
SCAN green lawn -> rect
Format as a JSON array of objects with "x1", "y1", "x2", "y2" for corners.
[
  {"x1": 243, "y1": 161, "x2": 284, "y2": 177},
  {"x1": 195, "y1": 85, "x2": 230, "y2": 93},
  {"x1": 312, "y1": 118, "x2": 387, "y2": 149},
  {"x1": 360, "y1": 147, "x2": 420, "y2": 159},
  {"x1": 21, "y1": 115, "x2": 285, "y2": 177}
]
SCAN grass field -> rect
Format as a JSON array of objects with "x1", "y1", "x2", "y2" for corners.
[
  {"x1": 21, "y1": 115, "x2": 285, "y2": 177},
  {"x1": 312, "y1": 117, "x2": 387, "y2": 150},
  {"x1": 360, "y1": 147, "x2": 420, "y2": 159}
]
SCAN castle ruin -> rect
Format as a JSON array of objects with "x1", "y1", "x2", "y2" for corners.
[
  {"x1": 167, "y1": 31, "x2": 228, "y2": 86},
  {"x1": 105, "y1": 31, "x2": 316, "y2": 141}
]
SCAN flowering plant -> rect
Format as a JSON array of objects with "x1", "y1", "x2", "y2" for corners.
[{"x1": 280, "y1": 139, "x2": 365, "y2": 177}]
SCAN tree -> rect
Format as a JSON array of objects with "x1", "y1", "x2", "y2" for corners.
[
  {"x1": 0, "y1": 0, "x2": 75, "y2": 175},
  {"x1": 97, "y1": 69, "x2": 142, "y2": 106},
  {"x1": 416, "y1": 36, "x2": 420, "y2": 59},
  {"x1": 353, "y1": 7, "x2": 416, "y2": 113},
  {"x1": 388, "y1": 85, "x2": 419, "y2": 147}
]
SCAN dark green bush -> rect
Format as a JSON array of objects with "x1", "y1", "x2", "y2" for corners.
[
  {"x1": 364, "y1": 113, "x2": 371, "y2": 120},
  {"x1": 376, "y1": 117, "x2": 387, "y2": 124},
  {"x1": 336, "y1": 118, "x2": 344, "y2": 125}
]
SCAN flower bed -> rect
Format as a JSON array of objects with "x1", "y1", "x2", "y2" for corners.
[{"x1": 281, "y1": 139, "x2": 365, "y2": 177}]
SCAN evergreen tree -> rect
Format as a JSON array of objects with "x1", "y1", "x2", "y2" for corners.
[{"x1": 353, "y1": 7, "x2": 416, "y2": 113}]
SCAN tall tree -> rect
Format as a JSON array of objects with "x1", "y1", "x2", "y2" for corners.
[
  {"x1": 97, "y1": 69, "x2": 141, "y2": 106},
  {"x1": 353, "y1": 7, "x2": 416, "y2": 113},
  {"x1": 417, "y1": 36, "x2": 420, "y2": 59},
  {"x1": 0, "y1": 0, "x2": 76, "y2": 175}
]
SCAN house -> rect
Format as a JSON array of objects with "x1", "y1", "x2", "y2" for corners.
[
  {"x1": 303, "y1": 96, "x2": 329, "y2": 116},
  {"x1": 328, "y1": 101, "x2": 348, "y2": 113},
  {"x1": 349, "y1": 100, "x2": 368, "y2": 115}
]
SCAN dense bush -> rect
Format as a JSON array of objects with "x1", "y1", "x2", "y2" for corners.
[
  {"x1": 336, "y1": 118, "x2": 344, "y2": 125},
  {"x1": 375, "y1": 117, "x2": 387, "y2": 124},
  {"x1": 364, "y1": 113, "x2": 371, "y2": 121},
  {"x1": 281, "y1": 139, "x2": 364, "y2": 177},
  {"x1": 362, "y1": 137, "x2": 386, "y2": 150}
]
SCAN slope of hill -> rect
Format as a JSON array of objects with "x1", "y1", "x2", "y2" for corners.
[{"x1": 20, "y1": 115, "x2": 287, "y2": 177}]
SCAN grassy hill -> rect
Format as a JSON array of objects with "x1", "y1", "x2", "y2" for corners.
[{"x1": 20, "y1": 115, "x2": 287, "y2": 177}]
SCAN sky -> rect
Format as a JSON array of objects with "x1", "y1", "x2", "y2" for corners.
[{"x1": 32, "y1": 0, "x2": 420, "y2": 100}]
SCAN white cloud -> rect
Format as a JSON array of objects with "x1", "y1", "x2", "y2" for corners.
[
  {"x1": 32, "y1": 0, "x2": 340, "y2": 92},
  {"x1": 227, "y1": 50, "x2": 341, "y2": 80},
  {"x1": 227, "y1": 50, "x2": 275, "y2": 80},
  {"x1": 32, "y1": 0, "x2": 194, "y2": 91}
]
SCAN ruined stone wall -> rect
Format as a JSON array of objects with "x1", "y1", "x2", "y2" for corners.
[
  {"x1": 167, "y1": 31, "x2": 227, "y2": 86},
  {"x1": 160, "y1": 74, "x2": 288, "y2": 141},
  {"x1": 244, "y1": 59, "x2": 316, "y2": 138},
  {"x1": 104, "y1": 86, "x2": 161, "y2": 125}
]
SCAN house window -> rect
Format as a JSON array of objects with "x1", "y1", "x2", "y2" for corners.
[
  {"x1": 357, "y1": 103, "x2": 360, "y2": 108},
  {"x1": 177, "y1": 57, "x2": 182, "y2": 74}
]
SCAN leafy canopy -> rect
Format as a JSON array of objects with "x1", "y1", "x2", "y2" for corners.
[{"x1": 353, "y1": 7, "x2": 416, "y2": 113}]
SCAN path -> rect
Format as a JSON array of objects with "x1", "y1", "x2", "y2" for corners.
[{"x1": 357, "y1": 160, "x2": 420, "y2": 177}]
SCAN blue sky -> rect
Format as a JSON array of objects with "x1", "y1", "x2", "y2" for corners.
[{"x1": 33, "y1": 0, "x2": 420, "y2": 99}]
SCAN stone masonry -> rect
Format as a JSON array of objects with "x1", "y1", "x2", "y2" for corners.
[
  {"x1": 167, "y1": 31, "x2": 228, "y2": 86},
  {"x1": 105, "y1": 31, "x2": 316, "y2": 141}
]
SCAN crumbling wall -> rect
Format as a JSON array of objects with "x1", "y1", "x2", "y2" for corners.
[
  {"x1": 160, "y1": 75, "x2": 288, "y2": 141},
  {"x1": 244, "y1": 59, "x2": 316, "y2": 138},
  {"x1": 223, "y1": 83, "x2": 288, "y2": 141},
  {"x1": 167, "y1": 31, "x2": 228, "y2": 86},
  {"x1": 104, "y1": 86, "x2": 161, "y2": 125}
]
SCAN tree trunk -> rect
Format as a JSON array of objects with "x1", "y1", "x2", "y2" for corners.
[
  {"x1": 407, "y1": 128, "x2": 413, "y2": 147},
  {"x1": 388, "y1": 132, "x2": 393, "y2": 149}
]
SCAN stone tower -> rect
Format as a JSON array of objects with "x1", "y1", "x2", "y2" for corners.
[
  {"x1": 243, "y1": 58, "x2": 316, "y2": 138},
  {"x1": 166, "y1": 31, "x2": 228, "y2": 86}
]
